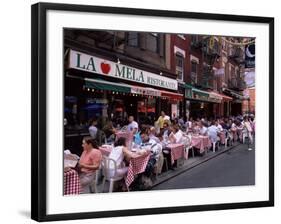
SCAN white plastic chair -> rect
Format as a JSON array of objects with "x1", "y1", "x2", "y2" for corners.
[
  {"x1": 211, "y1": 138, "x2": 219, "y2": 152},
  {"x1": 225, "y1": 130, "x2": 234, "y2": 147},
  {"x1": 242, "y1": 128, "x2": 248, "y2": 144},
  {"x1": 221, "y1": 130, "x2": 228, "y2": 149},
  {"x1": 101, "y1": 156, "x2": 128, "y2": 193},
  {"x1": 182, "y1": 135, "x2": 194, "y2": 158},
  {"x1": 154, "y1": 152, "x2": 164, "y2": 178}
]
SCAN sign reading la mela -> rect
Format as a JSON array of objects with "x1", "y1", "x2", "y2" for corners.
[{"x1": 68, "y1": 50, "x2": 178, "y2": 91}]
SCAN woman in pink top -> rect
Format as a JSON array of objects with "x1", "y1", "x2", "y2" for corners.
[{"x1": 79, "y1": 137, "x2": 102, "y2": 193}]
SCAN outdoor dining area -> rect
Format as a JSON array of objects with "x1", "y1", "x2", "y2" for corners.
[{"x1": 63, "y1": 114, "x2": 255, "y2": 195}]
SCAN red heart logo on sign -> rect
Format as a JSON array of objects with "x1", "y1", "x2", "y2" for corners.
[{"x1": 101, "y1": 62, "x2": 111, "y2": 74}]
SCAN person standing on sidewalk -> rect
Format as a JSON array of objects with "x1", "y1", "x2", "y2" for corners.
[{"x1": 243, "y1": 116, "x2": 253, "y2": 144}]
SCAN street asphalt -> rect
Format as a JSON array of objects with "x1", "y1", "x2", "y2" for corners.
[{"x1": 152, "y1": 143, "x2": 255, "y2": 190}]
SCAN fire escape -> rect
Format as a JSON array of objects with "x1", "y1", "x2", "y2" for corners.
[
  {"x1": 201, "y1": 36, "x2": 220, "y2": 90},
  {"x1": 227, "y1": 44, "x2": 247, "y2": 91},
  {"x1": 190, "y1": 36, "x2": 220, "y2": 90}
]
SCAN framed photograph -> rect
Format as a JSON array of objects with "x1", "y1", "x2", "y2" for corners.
[{"x1": 31, "y1": 2, "x2": 274, "y2": 222}]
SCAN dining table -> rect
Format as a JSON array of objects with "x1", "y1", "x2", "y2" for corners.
[
  {"x1": 125, "y1": 152, "x2": 151, "y2": 187},
  {"x1": 166, "y1": 143, "x2": 185, "y2": 165},
  {"x1": 191, "y1": 134, "x2": 212, "y2": 154},
  {"x1": 63, "y1": 168, "x2": 81, "y2": 195}
]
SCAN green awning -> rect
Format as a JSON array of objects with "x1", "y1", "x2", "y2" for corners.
[
  {"x1": 192, "y1": 88, "x2": 209, "y2": 97},
  {"x1": 85, "y1": 80, "x2": 131, "y2": 93},
  {"x1": 184, "y1": 83, "x2": 194, "y2": 89}
]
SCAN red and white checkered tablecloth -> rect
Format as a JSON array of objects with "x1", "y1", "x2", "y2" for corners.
[
  {"x1": 167, "y1": 143, "x2": 185, "y2": 165},
  {"x1": 116, "y1": 131, "x2": 133, "y2": 148},
  {"x1": 125, "y1": 153, "x2": 150, "y2": 187},
  {"x1": 191, "y1": 135, "x2": 212, "y2": 153},
  {"x1": 64, "y1": 169, "x2": 81, "y2": 195}
]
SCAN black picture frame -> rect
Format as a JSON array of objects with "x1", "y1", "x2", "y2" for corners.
[{"x1": 31, "y1": 2, "x2": 274, "y2": 222}]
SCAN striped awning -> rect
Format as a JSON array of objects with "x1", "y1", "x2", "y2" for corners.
[
  {"x1": 69, "y1": 75, "x2": 182, "y2": 99},
  {"x1": 85, "y1": 78, "x2": 131, "y2": 93}
]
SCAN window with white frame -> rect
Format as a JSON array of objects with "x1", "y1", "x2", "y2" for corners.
[
  {"x1": 175, "y1": 53, "x2": 184, "y2": 81},
  {"x1": 191, "y1": 60, "x2": 198, "y2": 84}
]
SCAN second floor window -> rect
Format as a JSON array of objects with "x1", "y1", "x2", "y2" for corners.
[
  {"x1": 191, "y1": 35, "x2": 199, "y2": 44},
  {"x1": 127, "y1": 32, "x2": 139, "y2": 47},
  {"x1": 191, "y1": 61, "x2": 198, "y2": 84},
  {"x1": 146, "y1": 33, "x2": 158, "y2": 53},
  {"x1": 175, "y1": 54, "x2": 184, "y2": 81}
]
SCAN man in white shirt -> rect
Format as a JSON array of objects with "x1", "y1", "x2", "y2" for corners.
[
  {"x1": 127, "y1": 116, "x2": 139, "y2": 134},
  {"x1": 208, "y1": 121, "x2": 219, "y2": 143},
  {"x1": 216, "y1": 120, "x2": 223, "y2": 132},
  {"x1": 199, "y1": 121, "x2": 208, "y2": 136},
  {"x1": 140, "y1": 130, "x2": 162, "y2": 180}
]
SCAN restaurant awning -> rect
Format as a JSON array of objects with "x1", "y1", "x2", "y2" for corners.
[
  {"x1": 183, "y1": 84, "x2": 210, "y2": 101},
  {"x1": 222, "y1": 88, "x2": 245, "y2": 100},
  {"x1": 131, "y1": 85, "x2": 161, "y2": 97},
  {"x1": 160, "y1": 90, "x2": 183, "y2": 100},
  {"x1": 84, "y1": 78, "x2": 131, "y2": 93},
  {"x1": 184, "y1": 83, "x2": 194, "y2": 89},
  {"x1": 192, "y1": 88, "x2": 209, "y2": 97},
  {"x1": 70, "y1": 75, "x2": 182, "y2": 99},
  {"x1": 85, "y1": 76, "x2": 182, "y2": 99},
  {"x1": 217, "y1": 93, "x2": 233, "y2": 101},
  {"x1": 208, "y1": 91, "x2": 223, "y2": 103}
]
